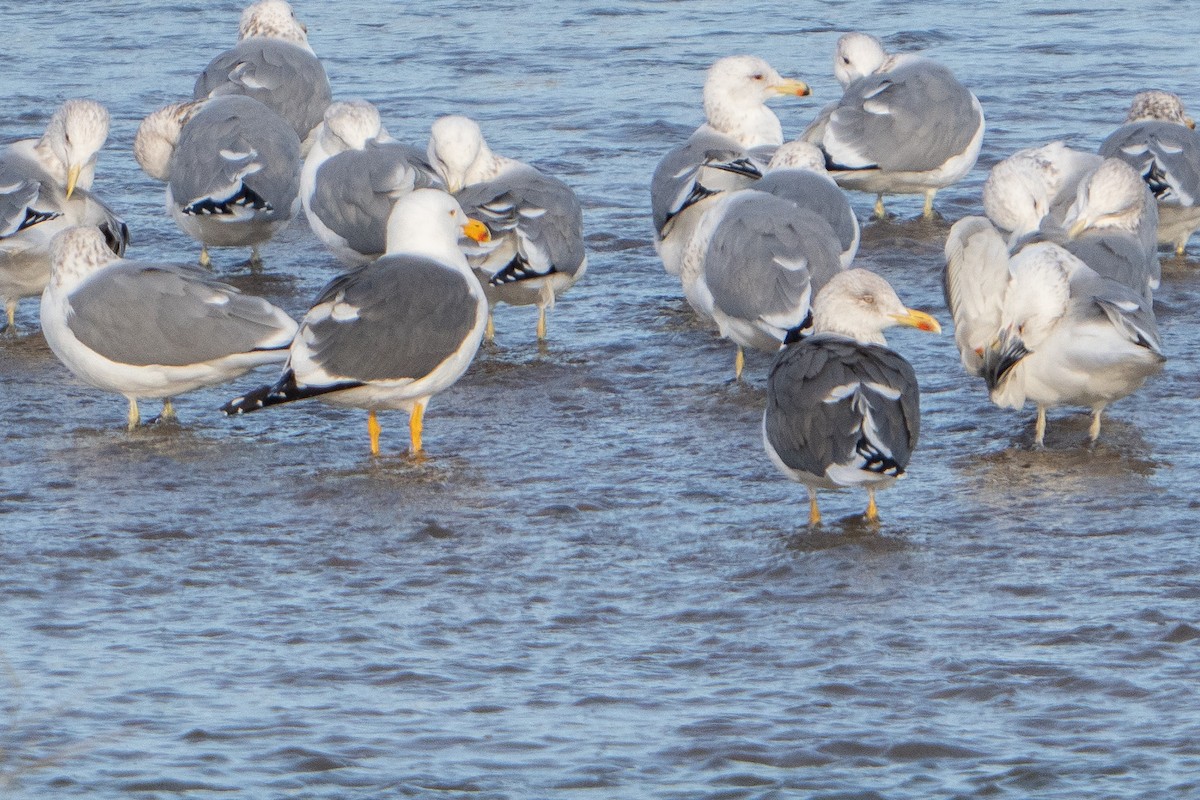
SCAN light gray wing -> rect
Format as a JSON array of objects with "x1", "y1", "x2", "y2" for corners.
[
  {"x1": 705, "y1": 193, "x2": 842, "y2": 331},
  {"x1": 1062, "y1": 232, "x2": 1157, "y2": 300},
  {"x1": 67, "y1": 261, "x2": 296, "y2": 366},
  {"x1": 64, "y1": 187, "x2": 130, "y2": 256},
  {"x1": 754, "y1": 169, "x2": 860, "y2": 260},
  {"x1": 194, "y1": 39, "x2": 332, "y2": 143},
  {"x1": 822, "y1": 60, "x2": 982, "y2": 172},
  {"x1": 651, "y1": 127, "x2": 766, "y2": 237},
  {"x1": 311, "y1": 141, "x2": 440, "y2": 258},
  {"x1": 302, "y1": 257, "x2": 478, "y2": 382},
  {"x1": 1068, "y1": 270, "x2": 1164, "y2": 358},
  {"x1": 0, "y1": 155, "x2": 62, "y2": 238},
  {"x1": 171, "y1": 96, "x2": 301, "y2": 222},
  {"x1": 943, "y1": 216, "x2": 1011, "y2": 376},
  {"x1": 1099, "y1": 120, "x2": 1200, "y2": 207},
  {"x1": 455, "y1": 164, "x2": 585, "y2": 283},
  {"x1": 765, "y1": 336, "x2": 920, "y2": 477}
]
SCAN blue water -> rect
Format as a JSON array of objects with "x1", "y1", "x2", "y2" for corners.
[{"x1": 2, "y1": 1, "x2": 1200, "y2": 797}]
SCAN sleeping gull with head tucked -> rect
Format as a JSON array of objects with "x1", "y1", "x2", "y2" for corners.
[
  {"x1": 763, "y1": 269, "x2": 940, "y2": 526},
  {"x1": 39, "y1": 226, "x2": 297, "y2": 429},
  {"x1": 651, "y1": 55, "x2": 811, "y2": 276},
  {"x1": 803, "y1": 32, "x2": 984, "y2": 219},
  {"x1": 222, "y1": 189, "x2": 491, "y2": 457}
]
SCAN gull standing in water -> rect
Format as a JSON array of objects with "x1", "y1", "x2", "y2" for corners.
[
  {"x1": 0, "y1": 99, "x2": 128, "y2": 331},
  {"x1": 135, "y1": 95, "x2": 303, "y2": 268},
  {"x1": 803, "y1": 32, "x2": 984, "y2": 219},
  {"x1": 301, "y1": 100, "x2": 441, "y2": 266},
  {"x1": 194, "y1": 0, "x2": 332, "y2": 152},
  {"x1": 428, "y1": 114, "x2": 585, "y2": 343},
  {"x1": 763, "y1": 269, "x2": 940, "y2": 526},
  {"x1": 1099, "y1": 90, "x2": 1200, "y2": 255},
  {"x1": 40, "y1": 227, "x2": 297, "y2": 429},
  {"x1": 222, "y1": 190, "x2": 491, "y2": 457},
  {"x1": 651, "y1": 55, "x2": 811, "y2": 276}
]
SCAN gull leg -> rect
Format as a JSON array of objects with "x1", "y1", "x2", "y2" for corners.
[
  {"x1": 807, "y1": 487, "x2": 821, "y2": 527},
  {"x1": 199, "y1": 245, "x2": 211, "y2": 268},
  {"x1": 873, "y1": 194, "x2": 886, "y2": 219},
  {"x1": 1176, "y1": 238, "x2": 1187, "y2": 257},
  {"x1": 3, "y1": 299, "x2": 15, "y2": 334},
  {"x1": 485, "y1": 310, "x2": 495, "y2": 343},
  {"x1": 923, "y1": 189, "x2": 937, "y2": 219},
  {"x1": 1034, "y1": 405, "x2": 1047, "y2": 448},
  {"x1": 249, "y1": 245, "x2": 263, "y2": 269},
  {"x1": 536, "y1": 305, "x2": 547, "y2": 342},
  {"x1": 1088, "y1": 405, "x2": 1105, "y2": 443},
  {"x1": 536, "y1": 282, "x2": 555, "y2": 343},
  {"x1": 408, "y1": 401, "x2": 426, "y2": 456},
  {"x1": 734, "y1": 346, "x2": 745, "y2": 382},
  {"x1": 368, "y1": 410, "x2": 381, "y2": 456},
  {"x1": 126, "y1": 397, "x2": 141, "y2": 430},
  {"x1": 161, "y1": 398, "x2": 176, "y2": 421},
  {"x1": 865, "y1": 487, "x2": 880, "y2": 524}
]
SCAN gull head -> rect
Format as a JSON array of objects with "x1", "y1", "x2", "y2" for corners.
[
  {"x1": 1063, "y1": 158, "x2": 1148, "y2": 238},
  {"x1": 43, "y1": 99, "x2": 110, "y2": 198},
  {"x1": 384, "y1": 188, "x2": 489, "y2": 261},
  {"x1": 320, "y1": 100, "x2": 384, "y2": 154},
  {"x1": 134, "y1": 101, "x2": 202, "y2": 182},
  {"x1": 1126, "y1": 89, "x2": 1194, "y2": 128},
  {"x1": 239, "y1": 0, "x2": 310, "y2": 46},
  {"x1": 702, "y1": 56, "x2": 809, "y2": 147},
  {"x1": 834, "y1": 32, "x2": 887, "y2": 88},
  {"x1": 49, "y1": 226, "x2": 121, "y2": 288},
  {"x1": 427, "y1": 115, "x2": 492, "y2": 193},
  {"x1": 811, "y1": 268, "x2": 940, "y2": 346},
  {"x1": 767, "y1": 140, "x2": 828, "y2": 173}
]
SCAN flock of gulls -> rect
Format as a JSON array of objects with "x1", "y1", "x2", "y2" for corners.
[{"x1": 1, "y1": 2, "x2": 1193, "y2": 525}]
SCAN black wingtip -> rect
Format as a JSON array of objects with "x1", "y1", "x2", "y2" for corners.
[{"x1": 221, "y1": 370, "x2": 365, "y2": 416}]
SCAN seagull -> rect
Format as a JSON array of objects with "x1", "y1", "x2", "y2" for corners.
[
  {"x1": 1099, "y1": 90, "x2": 1200, "y2": 255},
  {"x1": 651, "y1": 55, "x2": 811, "y2": 276},
  {"x1": 221, "y1": 189, "x2": 491, "y2": 457},
  {"x1": 982, "y1": 141, "x2": 1103, "y2": 245},
  {"x1": 0, "y1": 99, "x2": 128, "y2": 331},
  {"x1": 135, "y1": 95, "x2": 303, "y2": 268},
  {"x1": 193, "y1": 0, "x2": 332, "y2": 152},
  {"x1": 945, "y1": 223, "x2": 1165, "y2": 446},
  {"x1": 763, "y1": 269, "x2": 940, "y2": 526},
  {"x1": 39, "y1": 226, "x2": 297, "y2": 429},
  {"x1": 302, "y1": 100, "x2": 441, "y2": 266},
  {"x1": 802, "y1": 32, "x2": 984, "y2": 219},
  {"x1": 428, "y1": 114, "x2": 585, "y2": 343}
]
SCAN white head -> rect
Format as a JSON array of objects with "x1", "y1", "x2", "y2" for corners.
[
  {"x1": 319, "y1": 100, "x2": 384, "y2": 154},
  {"x1": 702, "y1": 56, "x2": 810, "y2": 147},
  {"x1": 384, "y1": 188, "x2": 491, "y2": 261},
  {"x1": 427, "y1": 115, "x2": 492, "y2": 193},
  {"x1": 982, "y1": 152, "x2": 1053, "y2": 238},
  {"x1": 1126, "y1": 89, "x2": 1194, "y2": 127},
  {"x1": 133, "y1": 101, "x2": 202, "y2": 182},
  {"x1": 811, "y1": 268, "x2": 940, "y2": 345},
  {"x1": 41, "y1": 99, "x2": 110, "y2": 198},
  {"x1": 834, "y1": 32, "x2": 887, "y2": 88},
  {"x1": 1062, "y1": 158, "x2": 1147, "y2": 237},
  {"x1": 49, "y1": 226, "x2": 120, "y2": 288},
  {"x1": 239, "y1": 0, "x2": 310, "y2": 46},
  {"x1": 999, "y1": 243, "x2": 1075, "y2": 350},
  {"x1": 767, "y1": 140, "x2": 828, "y2": 173}
]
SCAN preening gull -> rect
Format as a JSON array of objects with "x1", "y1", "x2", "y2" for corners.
[
  {"x1": 40, "y1": 226, "x2": 297, "y2": 429},
  {"x1": 1099, "y1": 90, "x2": 1200, "y2": 255},
  {"x1": 763, "y1": 269, "x2": 940, "y2": 525},
  {"x1": 803, "y1": 32, "x2": 984, "y2": 219},
  {"x1": 945, "y1": 223, "x2": 1164, "y2": 446},
  {"x1": 651, "y1": 55, "x2": 811, "y2": 276},
  {"x1": 222, "y1": 189, "x2": 491, "y2": 457},
  {"x1": 428, "y1": 115, "x2": 585, "y2": 343},
  {"x1": 194, "y1": 0, "x2": 332, "y2": 152},
  {"x1": 135, "y1": 95, "x2": 303, "y2": 268},
  {"x1": 983, "y1": 141, "x2": 1103, "y2": 245},
  {"x1": 302, "y1": 100, "x2": 441, "y2": 266},
  {"x1": 0, "y1": 99, "x2": 128, "y2": 330}
]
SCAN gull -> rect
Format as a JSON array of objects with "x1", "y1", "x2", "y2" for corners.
[
  {"x1": 135, "y1": 95, "x2": 303, "y2": 268},
  {"x1": 0, "y1": 99, "x2": 128, "y2": 330},
  {"x1": 221, "y1": 189, "x2": 491, "y2": 457},
  {"x1": 803, "y1": 32, "x2": 984, "y2": 219},
  {"x1": 982, "y1": 141, "x2": 1103, "y2": 245},
  {"x1": 40, "y1": 226, "x2": 297, "y2": 429},
  {"x1": 302, "y1": 100, "x2": 441, "y2": 266},
  {"x1": 1099, "y1": 90, "x2": 1200, "y2": 255},
  {"x1": 651, "y1": 55, "x2": 811, "y2": 276},
  {"x1": 763, "y1": 269, "x2": 940, "y2": 525},
  {"x1": 428, "y1": 114, "x2": 585, "y2": 343},
  {"x1": 194, "y1": 0, "x2": 332, "y2": 152}
]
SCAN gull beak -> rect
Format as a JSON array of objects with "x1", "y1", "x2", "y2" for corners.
[
  {"x1": 891, "y1": 308, "x2": 942, "y2": 334},
  {"x1": 1066, "y1": 217, "x2": 1088, "y2": 240},
  {"x1": 65, "y1": 164, "x2": 81, "y2": 200},
  {"x1": 1188, "y1": 116, "x2": 1196, "y2": 130},
  {"x1": 981, "y1": 328, "x2": 1030, "y2": 392},
  {"x1": 770, "y1": 78, "x2": 811, "y2": 98},
  {"x1": 462, "y1": 218, "x2": 491, "y2": 244}
]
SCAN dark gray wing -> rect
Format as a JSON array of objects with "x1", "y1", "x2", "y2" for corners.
[
  {"x1": 171, "y1": 96, "x2": 301, "y2": 222},
  {"x1": 302, "y1": 257, "x2": 479, "y2": 382},
  {"x1": 0, "y1": 155, "x2": 62, "y2": 238},
  {"x1": 705, "y1": 193, "x2": 843, "y2": 330},
  {"x1": 194, "y1": 39, "x2": 332, "y2": 143},
  {"x1": 311, "y1": 141, "x2": 440, "y2": 258},
  {"x1": 455, "y1": 164, "x2": 585, "y2": 282},
  {"x1": 1099, "y1": 120, "x2": 1200, "y2": 207},
  {"x1": 67, "y1": 261, "x2": 295, "y2": 366},
  {"x1": 822, "y1": 60, "x2": 982, "y2": 172},
  {"x1": 651, "y1": 127, "x2": 767, "y2": 236},
  {"x1": 765, "y1": 335, "x2": 920, "y2": 478},
  {"x1": 754, "y1": 169, "x2": 859, "y2": 257}
]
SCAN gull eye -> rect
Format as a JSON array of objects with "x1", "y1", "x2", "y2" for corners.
[
  {"x1": 861, "y1": 293, "x2": 875, "y2": 305},
  {"x1": 842, "y1": 56, "x2": 851, "y2": 64},
  {"x1": 751, "y1": 73, "x2": 764, "y2": 81}
]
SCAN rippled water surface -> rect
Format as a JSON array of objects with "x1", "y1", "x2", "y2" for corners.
[{"x1": 3, "y1": 1, "x2": 1200, "y2": 797}]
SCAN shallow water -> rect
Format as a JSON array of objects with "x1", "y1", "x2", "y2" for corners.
[{"x1": 3, "y1": 1, "x2": 1200, "y2": 797}]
